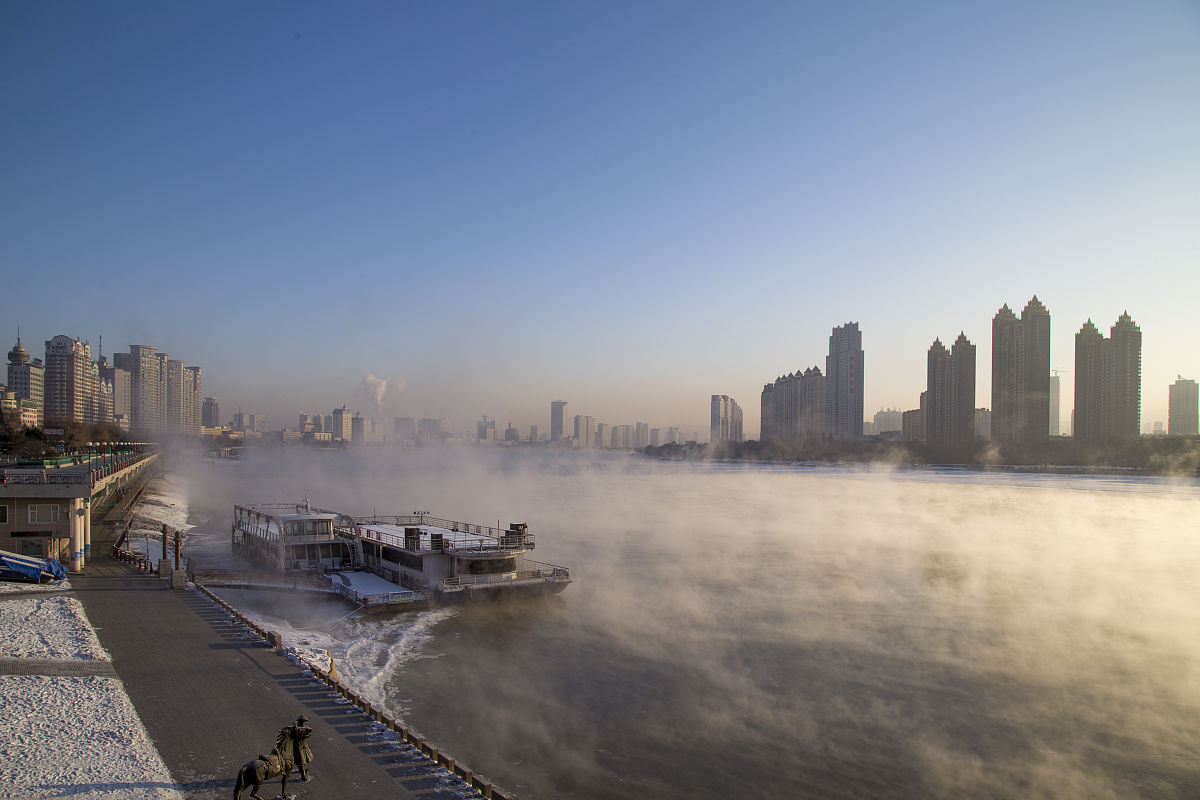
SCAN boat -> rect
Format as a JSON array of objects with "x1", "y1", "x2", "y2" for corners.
[
  {"x1": 0, "y1": 548, "x2": 68, "y2": 583},
  {"x1": 230, "y1": 502, "x2": 570, "y2": 607}
]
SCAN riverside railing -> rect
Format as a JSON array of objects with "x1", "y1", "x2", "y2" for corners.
[{"x1": 0, "y1": 449, "x2": 156, "y2": 486}]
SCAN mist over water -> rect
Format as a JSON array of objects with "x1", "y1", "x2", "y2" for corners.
[{"x1": 176, "y1": 449, "x2": 1200, "y2": 799}]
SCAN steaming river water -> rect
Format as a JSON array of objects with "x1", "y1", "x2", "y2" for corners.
[{"x1": 177, "y1": 449, "x2": 1200, "y2": 799}]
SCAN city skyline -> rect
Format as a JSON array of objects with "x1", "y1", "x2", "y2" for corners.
[{"x1": 2, "y1": 4, "x2": 1197, "y2": 434}]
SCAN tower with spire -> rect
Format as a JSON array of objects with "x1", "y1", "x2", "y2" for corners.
[{"x1": 7, "y1": 329, "x2": 45, "y2": 427}]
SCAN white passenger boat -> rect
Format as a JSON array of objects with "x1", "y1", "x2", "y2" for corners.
[{"x1": 230, "y1": 502, "x2": 570, "y2": 606}]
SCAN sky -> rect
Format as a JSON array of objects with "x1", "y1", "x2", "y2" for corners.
[{"x1": 2, "y1": 1, "x2": 1198, "y2": 436}]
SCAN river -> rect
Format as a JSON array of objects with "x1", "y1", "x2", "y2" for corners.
[{"x1": 174, "y1": 447, "x2": 1200, "y2": 799}]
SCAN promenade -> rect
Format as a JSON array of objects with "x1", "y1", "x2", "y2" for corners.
[{"x1": 68, "y1": 510, "x2": 477, "y2": 799}]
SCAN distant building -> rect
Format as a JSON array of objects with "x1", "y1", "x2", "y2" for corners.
[
  {"x1": 44, "y1": 335, "x2": 102, "y2": 424},
  {"x1": 667, "y1": 426, "x2": 680, "y2": 444},
  {"x1": 926, "y1": 333, "x2": 975, "y2": 451},
  {"x1": 417, "y1": 417, "x2": 448, "y2": 445},
  {"x1": 635, "y1": 422, "x2": 649, "y2": 448},
  {"x1": 573, "y1": 414, "x2": 594, "y2": 447},
  {"x1": 901, "y1": 407, "x2": 923, "y2": 442},
  {"x1": 114, "y1": 346, "x2": 160, "y2": 433},
  {"x1": 476, "y1": 416, "x2": 496, "y2": 443},
  {"x1": 873, "y1": 407, "x2": 902, "y2": 434},
  {"x1": 1168, "y1": 376, "x2": 1199, "y2": 435},
  {"x1": 710, "y1": 395, "x2": 743, "y2": 443},
  {"x1": 594, "y1": 422, "x2": 608, "y2": 449},
  {"x1": 1048, "y1": 374, "x2": 1061, "y2": 436},
  {"x1": 760, "y1": 367, "x2": 825, "y2": 441},
  {"x1": 394, "y1": 417, "x2": 416, "y2": 441},
  {"x1": 7, "y1": 335, "x2": 44, "y2": 427},
  {"x1": 332, "y1": 406, "x2": 352, "y2": 441},
  {"x1": 351, "y1": 413, "x2": 367, "y2": 443},
  {"x1": 1074, "y1": 312, "x2": 1141, "y2": 441},
  {"x1": 650, "y1": 428, "x2": 661, "y2": 446},
  {"x1": 991, "y1": 297, "x2": 1051, "y2": 444},
  {"x1": 98, "y1": 357, "x2": 131, "y2": 423},
  {"x1": 203, "y1": 397, "x2": 221, "y2": 429},
  {"x1": 1152, "y1": 420, "x2": 1165, "y2": 435},
  {"x1": 529, "y1": 424, "x2": 538, "y2": 444},
  {"x1": 825, "y1": 322, "x2": 864, "y2": 440},
  {"x1": 550, "y1": 400, "x2": 568, "y2": 443}
]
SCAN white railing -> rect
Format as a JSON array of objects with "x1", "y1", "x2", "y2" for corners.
[
  {"x1": 437, "y1": 562, "x2": 570, "y2": 590},
  {"x1": 332, "y1": 583, "x2": 430, "y2": 606}
]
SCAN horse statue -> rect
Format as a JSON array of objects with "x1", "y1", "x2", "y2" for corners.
[{"x1": 233, "y1": 726, "x2": 301, "y2": 800}]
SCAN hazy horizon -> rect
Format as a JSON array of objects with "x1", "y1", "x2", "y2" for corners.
[{"x1": 3, "y1": 3, "x2": 1197, "y2": 435}]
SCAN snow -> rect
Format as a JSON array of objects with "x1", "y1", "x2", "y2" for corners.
[
  {"x1": 0, "y1": 595, "x2": 109, "y2": 661},
  {"x1": 0, "y1": 675, "x2": 183, "y2": 799},
  {"x1": 0, "y1": 588, "x2": 183, "y2": 799},
  {"x1": 334, "y1": 570, "x2": 405, "y2": 595},
  {"x1": 0, "y1": 579, "x2": 71, "y2": 595}
]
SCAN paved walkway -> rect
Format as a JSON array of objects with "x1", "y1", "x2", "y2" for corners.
[{"x1": 70, "y1": 513, "x2": 474, "y2": 799}]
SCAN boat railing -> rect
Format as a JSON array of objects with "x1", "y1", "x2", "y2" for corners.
[
  {"x1": 350, "y1": 514, "x2": 527, "y2": 542},
  {"x1": 332, "y1": 582, "x2": 430, "y2": 606},
  {"x1": 234, "y1": 519, "x2": 280, "y2": 542},
  {"x1": 352, "y1": 520, "x2": 535, "y2": 553},
  {"x1": 438, "y1": 561, "x2": 570, "y2": 589}
]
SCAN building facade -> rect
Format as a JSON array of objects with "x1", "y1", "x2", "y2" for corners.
[
  {"x1": 1168, "y1": 376, "x2": 1198, "y2": 436},
  {"x1": 6, "y1": 336, "x2": 44, "y2": 427},
  {"x1": 1074, "y1": 312, "x2": 1142, "y2": 441},
  {"x1": 710, "y1": 395, "x2": 743, "y2": 444},
  {"x1": 825, "y1": 322, "x2": 864, "y2": 440},
  {"x1": 991, "y1": 297, "x2": 1051, "y2": 444},
  {"x1": 44, "y1": 335, "x2": 105, "y2": 424},
  {"x1": 760, "y1": 367, "x2": 826, "y2": 441},
  {"x1": 926, "y1": 334, "x2": 975, "y2": 451},
  {"x1": 550, "y1": 400, "x2": 568, "y2": 443}
]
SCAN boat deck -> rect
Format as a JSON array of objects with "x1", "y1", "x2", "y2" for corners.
[{"x1": 332, "y1": 570, "x2": 430, "y2": 608}]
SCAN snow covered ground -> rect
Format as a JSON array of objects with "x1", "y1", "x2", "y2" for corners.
[
  {"x1": 0, "y1": 579, "x2": 70, "y2": 595},
  {"x1": 0, "y1": 675, "x2": 183, "y2": 799},
  {"x1": 0, "y1": 586, "x2": 184, "y2": 799},
  {"x1": 0, "y1": 595, "x2": 108, "y2": 660}
]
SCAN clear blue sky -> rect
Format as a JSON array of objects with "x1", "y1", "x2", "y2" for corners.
[{"x1": 3, "y1": 2, "x2": 1198, "y2": 435}]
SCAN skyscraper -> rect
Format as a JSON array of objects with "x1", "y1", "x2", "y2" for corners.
[
  {"x1": 573, "y1": 414, "x2": 594, "y2": 447},
  {"x1": 115, "y1": 345, "x2": 163, "y2": 434},
  {"x1": 1074, "y1": 312, "x2": 1142, "y2": 441},
  {"x1": 332, "y1": 406, "x2": 352, "y2": 441},
  {"x1": 710, "y1": 395, "x2": 743, "y2": 443},
  {"x1": 7, "y1": 334, "x2": 44, "y2": 427},
  {"x1": 991, "y1": 297, "x2": 1051, "y2": 443},
  {"x1": 98, "y1": 357, "x2": 131, "y2": 425},
  {"x1": 1048, "y1": 374, "x2": 1061, "y2": 437},
  {"x1": 825, "y1": 323, "x2": 864, "y2": 440},
  {"x1": 550, "y1": 400, "x2": 568, "y2": 443},
  {"x1": 926, "y1": 333, "x2": 975, "y2": 451},
  {"x1": 1109, "y1": 312, "x2": 1141, "y2": 437},
  {"x1": 1168, "y1": 377, "x2": 1199, "y2": 435},
  {"x1": 202, "y1": 397, "x2": 221, "y2": 428},
  {"x1": 44, "y1": 335, "x2": 100, "y2": 423},
  {"x1": 760, "y1": 367, "x2": 825, "y2": 441}
]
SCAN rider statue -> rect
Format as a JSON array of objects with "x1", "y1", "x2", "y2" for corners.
[{"x1": 285, "y1": 715, "x2": 315, "y2": 782}]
